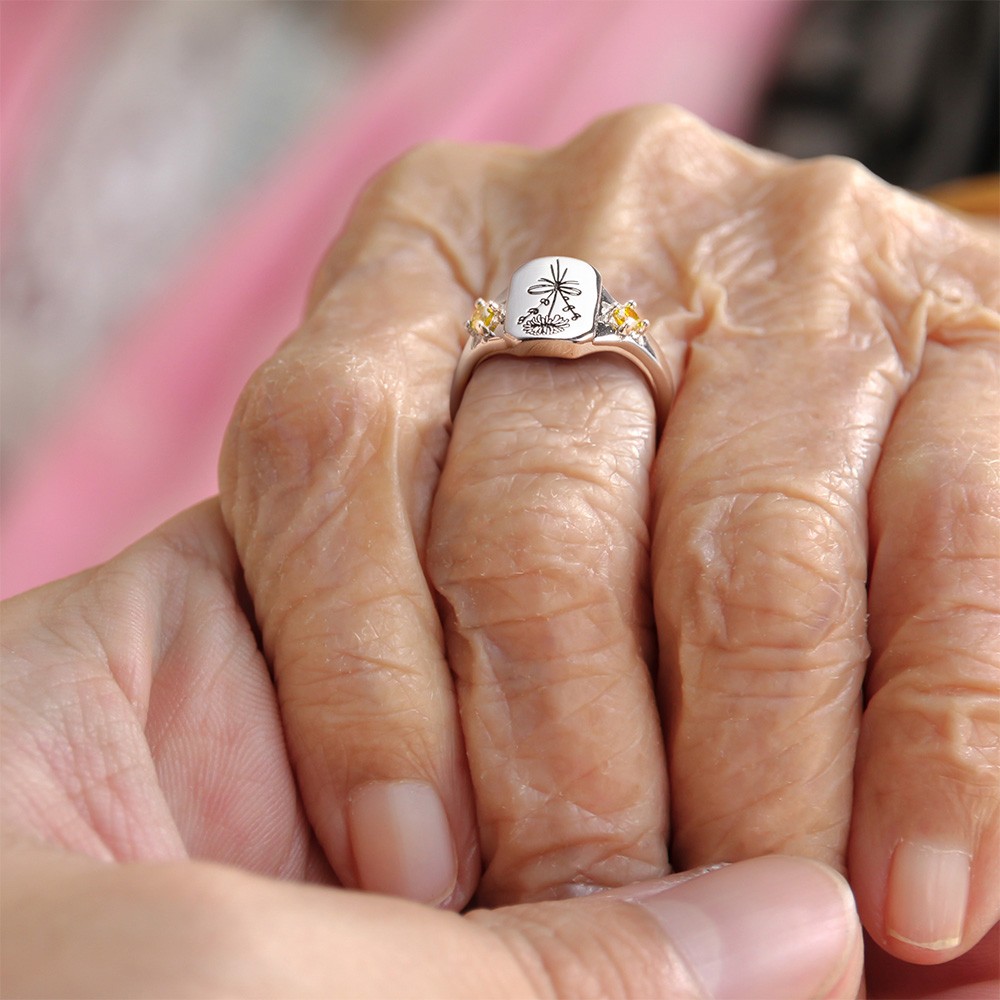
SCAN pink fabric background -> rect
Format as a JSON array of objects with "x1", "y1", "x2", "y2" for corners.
[{"x1": 1, "y1": 0, "x2": 800, "y2": 596}]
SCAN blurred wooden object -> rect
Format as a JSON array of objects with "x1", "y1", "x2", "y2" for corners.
[{"x1": 925, "y1": 174, "x2": 1000, "y2": 221}]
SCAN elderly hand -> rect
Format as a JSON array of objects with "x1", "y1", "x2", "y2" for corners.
[
  {"x1": 1, "y1": 503, "x2": 865, "y2": 999},
  {"x1": 218, "y1": 107, "x2": 998, "y2": 964}
]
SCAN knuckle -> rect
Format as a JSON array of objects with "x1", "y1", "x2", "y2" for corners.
[
  {"x1": 745, "y1": 154, "x2": 893, "y2": 304},
  {"x1": 763, "y1": 155, "x2": 933, "y2": 360},
  {"x1": 550, "y1": 106, "x2": 752, "y2": 264},
  {"x1": 664, "y1": 490, "x2": 866, "y2": 665},
  {"x1": 773, "y1": 157, "x2": 882, "y2": 278},
  {"x1": 361, "y1": 139, "x2": 515, "y2": 230},
  {"x1": 865, "y1": 677, "x2": 999, "y2": 793},
  {"x1": 223, "y1": 346, "x2": 393, "y2": 519},
  {"x1": 429, "y1": 472, "x2": 642, "y2": 637},
  {"x1": 327, "y1": 138, "x2": 529, "y2": 296},
  {"x1": 574, "y1": 104, "x2": 718, "y2": 166},
  {"x1": 379, "y1": 139, "x2": 477, "y2": 186},
  {"x1": 771, "y1": 155, "x2": 1000, "y2": 361},
  {"x1": 221, "y1": 348, "x2": 396, "y2": 604},
  {"x1": 351, "y1": 141, "x2": 463, "y2": 218},
  {"x1": 780, "y1": 155, "x2": 885, "y2": 243},
  {"x1": 480, "y1": 804, "x2": 667, "y2": 907},
  {"x1": 309, "y1": 139, "x2": 507, "y2": 309},
  {"x1": 789, "y1": 153, "x2": 876, "y2": 201}
]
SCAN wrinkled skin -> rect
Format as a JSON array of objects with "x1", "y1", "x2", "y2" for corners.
[
  {"x1": 217, "y1": 108, "x2": 998, "y2": 957},
  {"x1": 2, "y1": 108, "x2": 997, "y2": 995}
]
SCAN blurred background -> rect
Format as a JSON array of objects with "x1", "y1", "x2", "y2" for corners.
[{"x1": 2, "y1": 0, "x2": 997, "y2": 596}]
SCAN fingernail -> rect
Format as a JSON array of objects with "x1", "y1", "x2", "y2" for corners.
[
  {"x1": 347, "y1": 780, "x2": 457, "y2": 905},
  {"x1": 631, "y1": 856, "x2": 860, "y2": 1000},
  {"x1": 886, "y1": 841, "x2": 970, "y2": 950}
]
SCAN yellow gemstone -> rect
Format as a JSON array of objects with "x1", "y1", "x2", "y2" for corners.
[
  {"x1": 611, "y1": 302, "x2": 642, "y2": 329},
  {"x1": 470, "y1": 299, "x2": 500, "y2": 333}
]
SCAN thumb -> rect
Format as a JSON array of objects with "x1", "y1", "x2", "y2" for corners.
[
  {"x1": 2, "y1": 850, "x2": 861, "y2": 998},
  {"x1": 474, "y1": 855, "x2": 863, "y2": 1000},
  {"x1": 241, "y1": 853, "x2": 861, "y2": 998}
]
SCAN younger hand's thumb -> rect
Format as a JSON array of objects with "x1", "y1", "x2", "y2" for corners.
[{"x1": 478, "y1": 855, "x2": 862, "y2": 999}]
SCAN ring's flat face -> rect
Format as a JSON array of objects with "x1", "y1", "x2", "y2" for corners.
[{"x1": 505, "y1": 256, "x2": 601, "y2": 341}]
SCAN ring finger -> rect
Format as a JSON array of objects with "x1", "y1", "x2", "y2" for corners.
[{"x1": 427, "y1": 130, "x2": 685, "y2": 905}]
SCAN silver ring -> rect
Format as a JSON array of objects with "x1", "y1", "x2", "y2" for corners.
[{"x1": 450, "y1": 256, "x2": 673, "y2": 430}]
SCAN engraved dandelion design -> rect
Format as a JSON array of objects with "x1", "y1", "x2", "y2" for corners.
[{"x1": 517, "y1": 258, "x2": 582, "y2": 335}]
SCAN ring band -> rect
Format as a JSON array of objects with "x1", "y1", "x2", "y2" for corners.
[{"x1": 450, "y1": 256, "x2": 673, "y2": 430}]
